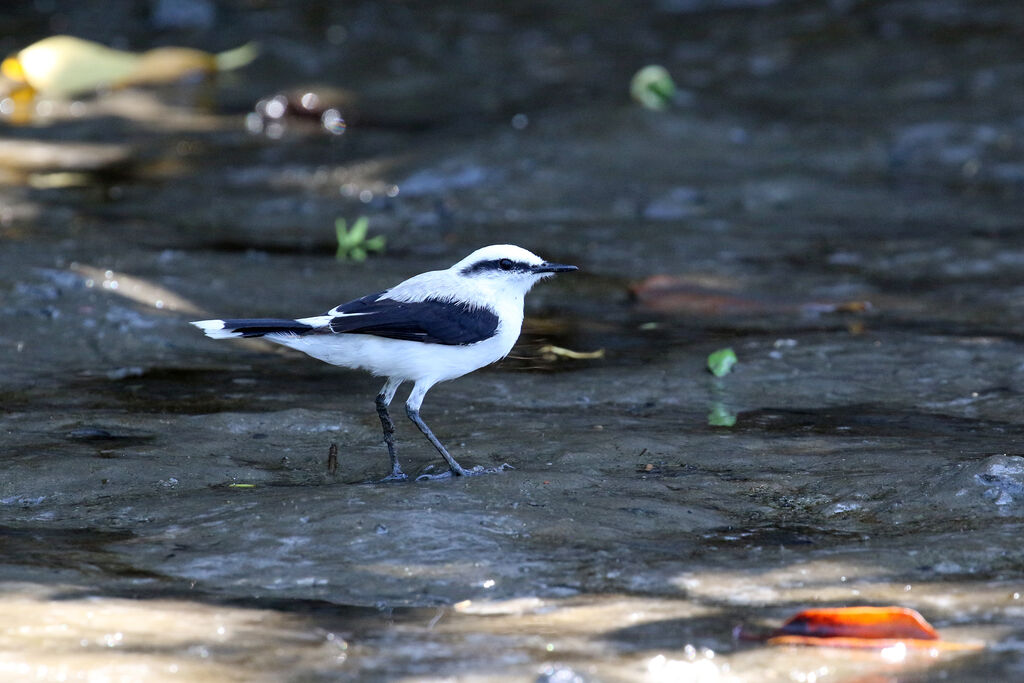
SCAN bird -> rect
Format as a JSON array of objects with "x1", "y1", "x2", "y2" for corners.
[{"x1": 191, "y1": 244, "x2": 577, "y2": 481}]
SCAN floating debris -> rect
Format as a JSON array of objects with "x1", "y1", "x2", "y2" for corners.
[
  {"x1": 247, "y1": 87, "x2": 356, "y2": 138},
  {"x1": 630, "y1": 64, "x2": 676, "y2": 110},
  {"x1": 2, "y1": 35, "x2": 258, "y2": 98},
  {"x1": 327, "y1": 443, "x2": 339, "y2": 475},
  {"x1": 537, "y1": 345, "x2": 605, "y2": 361}
]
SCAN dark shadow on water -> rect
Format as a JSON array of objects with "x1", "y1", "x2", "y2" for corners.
[
  {"x1": 600, "y1": 611, "x2": 749, "y2": 654},
  {"x1": 734, "y1": 405, "x2": 1024, "y2": 438},
  {"x1": 699, "y1": 523, "x2": 866, "y2": 549},
  {"x1": 67, "y1": 363, "x2": 380, "y2": 415},
  {"x1": 0, "y1": 525, "x2": 163, "y2": 580},
  {"x1": 64, "y1": 427, "x2": 156, "y2": 451}
]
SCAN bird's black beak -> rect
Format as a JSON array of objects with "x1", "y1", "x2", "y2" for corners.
[{"x1": 531, "y1": 262, "x2": 578, "y2": 274}]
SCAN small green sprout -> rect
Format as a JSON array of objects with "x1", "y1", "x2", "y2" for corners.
[
  {"x1": 630, "y1": 65, "x2": 676, "y2": 110},
  {"x1": 707, "y1": 347, "x2": 737, "y2": 377},
  {"x1": 335, "y1": 216, "x2": 386, "y2": 262}
]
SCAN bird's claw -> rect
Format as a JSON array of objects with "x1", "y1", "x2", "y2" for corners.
[
  {"x1": 414, "y1": 462, "x2": 513, "y2": 481},
  {"x1": 415, "y1": 469, "x2": 454, "y2": 481}
]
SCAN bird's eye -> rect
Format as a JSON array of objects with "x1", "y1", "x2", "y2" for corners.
[{"x1": 498, "y1": 258, "x2": 514, "y2": 271}]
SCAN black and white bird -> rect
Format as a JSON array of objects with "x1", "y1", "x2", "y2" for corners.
[{"x1": 191, "y1": 244, "x2": 577, "y2": 481}]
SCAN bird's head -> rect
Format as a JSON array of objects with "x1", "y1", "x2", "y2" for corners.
[{"x1": 452, "y1": 244, "x2": 577, "y2": 295}]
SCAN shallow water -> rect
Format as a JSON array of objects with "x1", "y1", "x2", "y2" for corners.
[{"x1": 3, "y1": 1, "x2": 1024, "y2": 680}]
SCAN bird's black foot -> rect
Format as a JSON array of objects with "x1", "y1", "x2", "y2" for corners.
[
  {"x1": 414, "y1": 462, "x2": 513, "y2": 481},
  {"x1": 379, "y1": 469, "x2": 409, "y2": 483}
]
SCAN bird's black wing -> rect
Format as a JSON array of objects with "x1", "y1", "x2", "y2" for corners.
[{"x1": 326, "y1": 293, "x2": 499, "y2": 345}]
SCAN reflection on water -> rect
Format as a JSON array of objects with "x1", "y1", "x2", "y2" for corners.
[
  {"x1": 3, "y1": 582, "x2": 1008, "y2": 681},
  {"x1": 5, "y1": 504, "x2": 1020, "y2": 681},
  {"x1": 0, "y1": 583, "x2": 346, "y2": 682}
]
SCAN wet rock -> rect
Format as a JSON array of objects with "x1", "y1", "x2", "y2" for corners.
[
  {"x1": 741, "y1": 178, "x2": 807, "y2": 211},
  {"x1": 68, "y1": 427, "x2": 115, "y2": 440},
  {"x1": 889, "y1": 122, "x2": 1022, "y2": 184},
  {"x1": 0, "y1": 139, "x2": 135, "y2": 174},
  {"x1": 105, "y1": 366, "x2": 145, "y2": 380},
  {"x1": 642, "y1": 186, "x2": 704, "y2": 220},
  {"x1": 536, "y1": 664, "x2": 587, "y2": 683},
  {"x1": 400, "y1": 161, "x2": 495, "y2": 196},
  {"x1": 151, "y1": 0, "x2": 215, "y2": 30},
  {"x1": 973, "y1": 455, "x2": 1024, "y2": 508}
]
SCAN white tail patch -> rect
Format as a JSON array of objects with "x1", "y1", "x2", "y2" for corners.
[{"x1": 191, "y1": 319, "x2": 241, "y2": 339}]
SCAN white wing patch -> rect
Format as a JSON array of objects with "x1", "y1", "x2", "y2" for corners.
[{"x1": 294, "y1": 315, "x2": 336, "y2": 328}]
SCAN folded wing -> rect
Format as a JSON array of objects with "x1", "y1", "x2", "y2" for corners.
[{"x1": 326, "y1": 293, "x2": 499, "y2": 345}]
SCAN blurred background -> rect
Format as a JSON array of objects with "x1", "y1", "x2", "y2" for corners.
[{"x1": 2, "y1": 1, "x2": 1024, "y2": 681}]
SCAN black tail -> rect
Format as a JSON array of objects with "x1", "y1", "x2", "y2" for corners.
[
  {"x1": 221, "y1": 319, "x2": 315, "y2": 337},
  {"x1": 193, "y1": 318, "x2": 315, "y2": 339}
]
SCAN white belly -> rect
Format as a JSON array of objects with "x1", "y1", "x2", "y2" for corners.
[{"x1": 267, "y1": 319, "x2": 520, "y2": 385}]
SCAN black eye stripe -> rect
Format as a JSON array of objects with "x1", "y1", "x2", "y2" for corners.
[{"x1": 460, "y1": 259, "x2": 533, "y2": 276}]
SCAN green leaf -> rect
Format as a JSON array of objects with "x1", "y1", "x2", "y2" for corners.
[
  {"x1": 334, "y1": 215, "x2": 385, "y2": 262},
  {"x1": 707, "y1": 347, "x2": 737, "y2": 377},
  {"x1": 335, "y1": 218, "x2": 351, "y2": 260},
  {"x1": 350, "y1": 215, "x2": 368, "y2": 241}
]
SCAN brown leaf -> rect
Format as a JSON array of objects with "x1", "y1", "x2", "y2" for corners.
[{"x1": 629, "y1": 274, "x2": 870, "y2": 317}]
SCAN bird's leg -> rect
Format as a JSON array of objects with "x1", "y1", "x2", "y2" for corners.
[
  {"x1": 405, "y1": 404, "x2": 471, "y2": 478},
  {"x1": 404, "y1": 380, "x2": 472, "y2": 479},
  {"x1": 404, "y1": 381, "x2": 510, "y2": 480},
  {"x1": 375, "y1": 379, "x2": 406, "y2": 482}
]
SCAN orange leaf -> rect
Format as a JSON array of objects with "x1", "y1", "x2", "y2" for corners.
[
  {"x1": 774, "y1": 606, "x2": 939, "y2": 641},
  {"x1": 762, "y1": 606, "x2": 984, "y2": 651}
]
